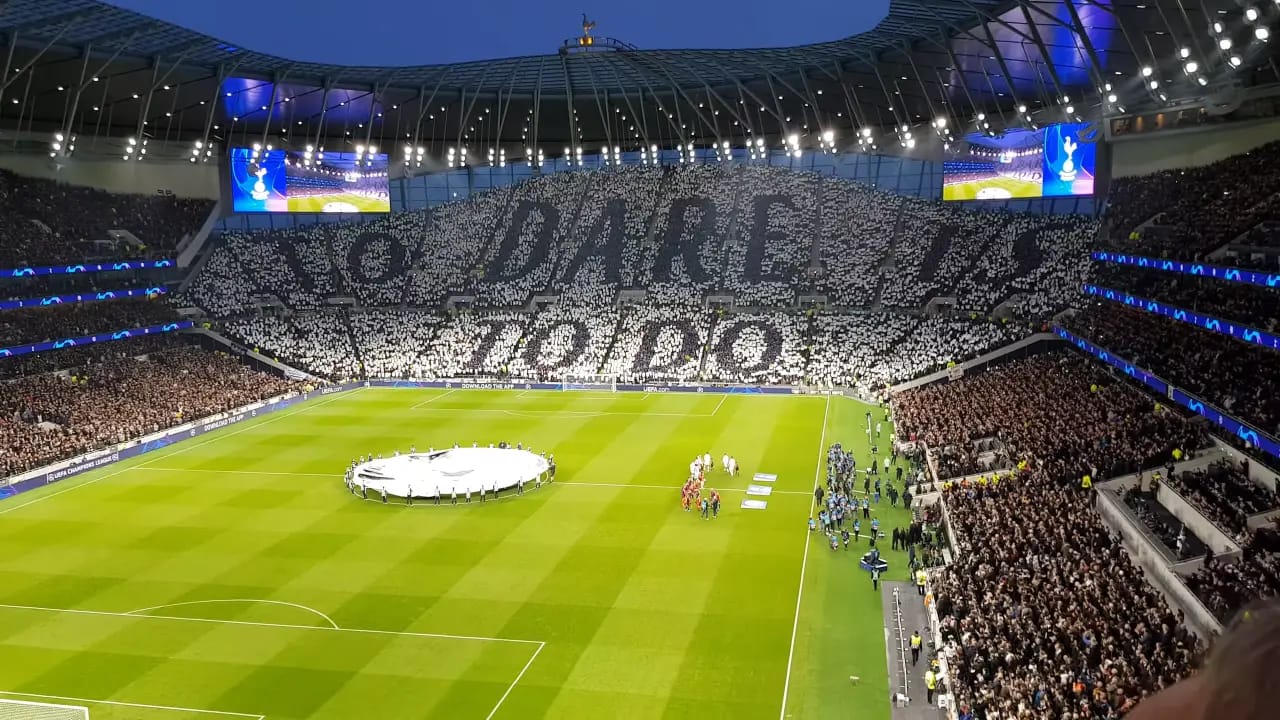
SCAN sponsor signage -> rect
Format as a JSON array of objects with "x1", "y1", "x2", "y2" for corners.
[
  {"x1": 1082, "y1": 284, "x2": 1280, "y2": 352},
  {"x1": 1055, "y1": 326, "x2": 1280, "y2": 463},
  {"x1": 1091, "y1": 252, "x2": 1280, "y2": 289}
]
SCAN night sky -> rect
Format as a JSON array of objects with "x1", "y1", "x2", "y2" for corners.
[{"x1": 103, "y1": 0, "x2": 890, "y2": 66}]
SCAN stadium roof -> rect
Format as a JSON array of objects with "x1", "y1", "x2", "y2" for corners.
[{"x1": 0, "y1": 0, "x2": 1276, "y2": 159}]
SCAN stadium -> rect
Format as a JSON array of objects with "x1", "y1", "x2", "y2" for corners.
[{"x1": 0, "y1": 0, "x2": 1279, "y2": 718}]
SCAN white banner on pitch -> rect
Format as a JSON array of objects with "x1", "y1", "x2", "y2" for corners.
[
  {"x1": 741, "y1": 499, "x2": 768, "y2": 510},
  {"x1": 746, "y1": 484, "x2": 773, "y2": 497},
  {"x1": 753, "y1": 473, "x2": 777, "y2": 482}
]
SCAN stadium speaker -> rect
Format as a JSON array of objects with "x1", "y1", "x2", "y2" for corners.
[{"x1": 1204, "y1": 79, "x2": 1245, "y2": 116}]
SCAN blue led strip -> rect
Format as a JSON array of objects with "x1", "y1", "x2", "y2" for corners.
[
  {"x1": 0, "y1": 320, "x2": 193, "y2": 359},
  {"x1": 1051, "y1": 326, "x2": 1169, "y2": 396},
  {"x1": 1082, "y1": 284, "x2": 1280, "y2": 352},
  {"x1": 0, "y1": 286, "x2": 166, "y2": 311},
  {"x1": 1091, "y1": 251, "x2": 1280, "y2": 289},
  {"x1": 1054, "y1": 325, "x2": 1280, "y2": 463},
  {"x1": 5, "y1": 259, "x2": 174, "y2": 278}
]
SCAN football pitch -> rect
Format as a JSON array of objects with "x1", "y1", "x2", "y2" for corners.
[
  {"x1": 0, "y1": 388, "x2": 914, "y2": 719},
  {"x1": 286, "y1": 194, "x2": 390, "y2": 213},
  {"x1": 942, "y1": 176, "x2": 1041, "y2": 201}
]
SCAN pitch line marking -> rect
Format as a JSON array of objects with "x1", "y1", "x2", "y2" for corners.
[
  {"x1": 0, "y1": 389, "x2": 366, "y2": 518},
  {"x1": 778, "y1": 394, "x2": 829, "y2": 720},
  {"x1": 0, "y1": 464, "x2": 137, "y2": 518},
  {"x1": 484, "y1": 641, "x2": 545, "y2": 720},
  {"x1": 0, "y1": 602, "x2": 543, "y2": 647},
  {"x1": 127, "y1": 468, "x2": 815, "y2": 496},
  {"x1": 136, "y1": 388, "x2": 364, "y2": 468},
  {"x1": 502, "y1": 410, "x2": 605, "y2": 419},
  {"x1": 709, "y1": 394, "x2": 728, "y2": 417},
  {"x1": 126, "y1": 599, "x2": 340, "y2": 630},
  {"x1": 416, "y1": 407, "x2": 718, "y2": 418},
  {"x1": 0, "y1": 691, "x2": 264, "y2": 718},
  {"x1": 409, "y1": 388, "x2": 458, "y2": 409}
]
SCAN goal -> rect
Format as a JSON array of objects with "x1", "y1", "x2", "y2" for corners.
[
  {"x1": 560, "y1": 373, "x2": 617, "y2": 392},
  {"x1": 0, "y1": 700, "x2": 88, "y2": 720}
]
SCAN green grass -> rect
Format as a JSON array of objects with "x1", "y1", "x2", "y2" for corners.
[
  {"x1": 0, "y1": 388, "x2": 914, "y2": 719},
  {"x1": 286, "y1": 194, "x2": 389, "y2": 213},
  {"x1": 942, "y1": 175, "x2": 1042, "y2": 201}
]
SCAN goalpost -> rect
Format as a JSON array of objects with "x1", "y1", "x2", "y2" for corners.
[
  {"x1": 0, "y1": 700, "x2": 89, "y2": 720},
  {"x1": 560, "y1": 373, "x2": 618, "y2": 392}
]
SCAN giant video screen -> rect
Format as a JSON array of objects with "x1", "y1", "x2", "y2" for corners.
[
  {"x1": 228, "y1": 147, "x2": 390, "y2": 213},
  {"x1": 942, "y1": 122, "x2": 1096, "y2": 201}
]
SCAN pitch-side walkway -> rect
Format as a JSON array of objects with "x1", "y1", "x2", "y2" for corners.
[{"x1": 881, "y1": 581, "x2": 948, "y2": 720}]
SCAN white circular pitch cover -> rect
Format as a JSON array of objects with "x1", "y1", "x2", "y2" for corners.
[
  {"x1": 350, "y1": 448, "x2": 549, "y2": 498},
  {"x1": 975, "y1": 186, "x2": 1013, "y2": 200},
  {"x1": 322, "y1": 201, "x2": 361, "y2": 213}
]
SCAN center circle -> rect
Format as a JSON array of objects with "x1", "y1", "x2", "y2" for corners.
[{"x1": 350, "y1": 447, "x2": 550, "y2": 498}]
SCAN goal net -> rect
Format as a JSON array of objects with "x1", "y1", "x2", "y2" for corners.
[
  {"x1": 561, "y1": 373, "x2": 617, "y2": 392},
  {"x1": 0, "y1": 700, "x2": 89, "y2": 720}
]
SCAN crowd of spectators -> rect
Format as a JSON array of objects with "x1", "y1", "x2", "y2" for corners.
[
  {"x1": 0, "y1": 297, "x2": 176, "y2": 348},
  {"x1": 600, "y1": 304, "x2": 710, "y2": 383},
  {"x1": 1121, "y1": 485, "x2": 1207, "y2": 560},
  {"x1": 884, "y1": 202, "x2": 1094, "y2": 316},
  {"x1": 222, "y1": 311, "x2": 360, "y2": 380},
  {"x1": 0, "y1": 169, "x2": 213, "y2": 265},
  {"x1": 1091, "y1": 264, "x2": 1279, "y2": 331},
  {"x1": 349, "y1": 310, "x2": 439, "y2": 379},
  {"x1": 722, "y1": 166, "x2": 817, "y2": 307},
  {"x1": 0, "y1": 334, "x2": 180, "y2": 381},
  {"x1": 414, "y1": 311, "x2": 528, "y2": 379},
  {"x1": 912, "y1": 350, "x2": 1210, "y2": 718},
  {"x1": 701, "y1": 312, "x2": 807, "y2": 385},
  {"x1": 1160, "y1": 459, "x2": 1277, "y2": 539},
  {"x1": 0, "y1": 341, "x2": 294, "y2": 478},
  {"x1": 221, "y1": 306, "x2": 1032, "y2": 389},
  {"x1": 1102, "y1": 141, "x2": 1280, "y2": 259},
  {"x1": 1064, "y1": 304, "x2": 1280, "y2": 440},
  {"x1": 939, "y1": 472, "x2": 1202, "y2": 718},
  {"x1": 894, "y1": 352, "x2": 1209, "y2": 481},
  {"x1": 184, "y1": 229, "x2": 342, "y2": 316},
  {"x1": 1185, "y1": 520, "x2": 1280, "y2": 622},
  {"x1": 805, "y1": 314, "x2": 1027, "y2": 396},
  {"x1": 813, "y1": 182, "x2": 897, "y2": 307},
  {"x1": 186, "y1": 165, "x2": 1095, "y2": 317},
  {"x1": 504, "y1": 305, "x2": 619, "y2": 381}
]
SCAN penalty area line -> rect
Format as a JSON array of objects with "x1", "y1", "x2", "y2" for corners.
[
  {"x1": 484, "y1": 641, "x2": 545, "y2": 720},
  {"x1": 0, "y1": 691, "x2": 264, "y2": 719},
  {"x1": 0, "y1": 602, "x2": 543, "y2": 647},
  {"x1": 409, "y1": 388, "x2": 458, "y2": 409}
]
